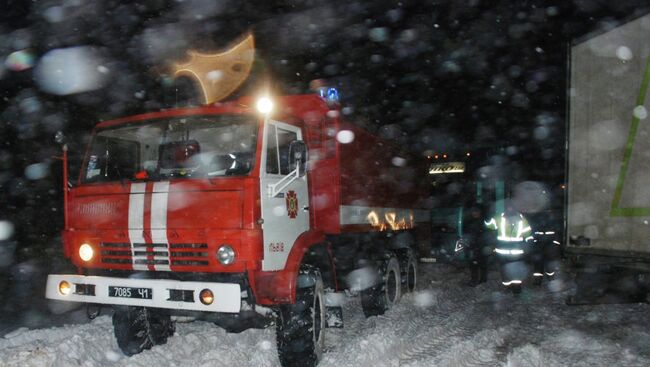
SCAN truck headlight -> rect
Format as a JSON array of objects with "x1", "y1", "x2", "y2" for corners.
[
  {"x1": 216, "y1": 245, "x2": 235, "y2": 265},
  {"x1": 79, "y1": 243, "x2": 94, "y2": 262}
]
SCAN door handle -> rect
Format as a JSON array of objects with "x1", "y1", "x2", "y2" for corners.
[{"x1": 303, "y1": 206, "x2": 309, "y2": 211}]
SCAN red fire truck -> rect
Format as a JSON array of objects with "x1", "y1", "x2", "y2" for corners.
[{"x1": 45, "y1": 91, "x2": 431, "y2": 366}]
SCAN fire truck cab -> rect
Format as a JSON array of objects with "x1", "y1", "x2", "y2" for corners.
[{"x1": 46, "y1": 92, "x2": 431, "y2": 366}]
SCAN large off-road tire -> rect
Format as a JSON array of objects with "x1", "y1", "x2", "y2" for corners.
[
  {"x1": 361, "y1": 255, "x2": 401, "y2": 317},
  {"x1": 113, "y1": 306, "x2": 175, "y2": 356},
  {"x1": 276, "y1": 267, "x2": 326, "y2": 367}
]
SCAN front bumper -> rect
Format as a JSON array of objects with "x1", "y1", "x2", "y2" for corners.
[{"x1": 45, "y1": 274, "x2": 241, "y2": 313}]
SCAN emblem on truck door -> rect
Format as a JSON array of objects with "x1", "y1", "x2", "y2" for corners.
[{"x1": 286, "y1": 190, "x2": 298, "y2": 219}]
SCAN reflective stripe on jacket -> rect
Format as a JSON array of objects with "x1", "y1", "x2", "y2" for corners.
[{"x1": 484, "y1": 213, "x2": 532, "y2": 242}]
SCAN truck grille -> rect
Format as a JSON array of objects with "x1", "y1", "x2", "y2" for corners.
[
  {"x1": 100, "y1": 242, "x2": 210, "y2": 269},
  {"x1": 99, "y1": 243, "x2": 131, "y2": 265},
  {"x1": 170, "y1": 243, "x2": 209, "y2": 266}
]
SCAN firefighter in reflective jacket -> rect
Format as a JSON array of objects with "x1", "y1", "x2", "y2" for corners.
[{"x1": 485, "y1": 209, "x2": 533, "y2": 293}]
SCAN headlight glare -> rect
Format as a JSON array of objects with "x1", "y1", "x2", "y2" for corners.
[
  {"x1": 256, "y1": 97, "x2": 273, "y2": 114},
  {"x1": 79, "y1": 243, "x2": 94, "y2": 262}
]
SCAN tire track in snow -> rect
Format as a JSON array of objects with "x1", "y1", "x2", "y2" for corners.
[
  {"x1": 394, "y1": 266, "x2": 531, "y2": 367},
  {"x1": 395, "y1": 277, "x2": 500, "y2": 366},
  {"x1": 5, "y1": 264, "x2": 650, "y2": 367}
]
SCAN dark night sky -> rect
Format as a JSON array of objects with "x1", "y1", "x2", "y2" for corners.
[{"x1": 0, "y1": 0, "x2": 648, "y2": 251}]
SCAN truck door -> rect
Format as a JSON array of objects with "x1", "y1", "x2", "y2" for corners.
[{"x1": 260, "y1": 120, "x2": 310, "y2": 271}]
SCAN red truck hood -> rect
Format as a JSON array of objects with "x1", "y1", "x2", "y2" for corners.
[{"x1": 70, "y1": 180, "x2": 243, "y2": 230}]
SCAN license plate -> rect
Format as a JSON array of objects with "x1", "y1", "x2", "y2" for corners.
[{"x1": 109, "y1": 286, "x2": 152, "y2": 299}]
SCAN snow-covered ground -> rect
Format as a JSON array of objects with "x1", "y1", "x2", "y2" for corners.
[{"x1": 2, "y1": 263, "x2": 650, "y2": 367}]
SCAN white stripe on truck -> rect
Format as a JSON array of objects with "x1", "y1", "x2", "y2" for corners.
[
  {"x1": 151, "y1": 181, "x2": 171, "y2": 271},
  {"x1": 128, "y1": 183, "x2": 148, "y2": 271}
]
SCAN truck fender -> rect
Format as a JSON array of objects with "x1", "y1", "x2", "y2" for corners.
[
  {"x1": 301, "y1": 242, "x2": 339, "y2": 292},
  {"x1": 251, "y1": 230, "x2": 327, "y2": 305}
]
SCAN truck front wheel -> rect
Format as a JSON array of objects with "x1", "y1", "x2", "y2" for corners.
[
  {"x1": 112, "y1": 306, "x2": 175, "y2": 356},
  {"x1": 361, "y1": 255, "x2": 402, "y2": 317},
  {"x1": 276, "y1": 267, "x2": 325, "y2": 367}
]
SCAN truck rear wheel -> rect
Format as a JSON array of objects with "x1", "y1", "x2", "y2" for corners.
[
  {"x1": 276, "y1": 267, "x2": 325, "y2": 367},
  {"x1": 112, "y1": 306, "x2": 175, "y2": 356},
  {"x1": 400, "y1": 250, "x2": 418, "y2": 293},
  {"x1": 361, "y1": 255, "x2": 402, "y2": 317}
]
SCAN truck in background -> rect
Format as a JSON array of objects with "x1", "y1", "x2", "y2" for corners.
[
  {"x1": 567, "y1": 13, "x2": 650, "y2": 304},
  {"x1": 426, "y1": 151, "x2": 507, "y2": 264},
  {"x1": 45, "y1": 91, "x2": 431, "y2": 366},
  {"x1": 426, "y1": 149, "x2": 564, "y2": 291}
]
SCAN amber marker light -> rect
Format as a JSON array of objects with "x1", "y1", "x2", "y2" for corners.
[
  {"x1": 200, "y1": 289, "x2": 214, "y2": 305},
  {"x1": 59, "y1": 281, "x2": 71, "y2": 296}
]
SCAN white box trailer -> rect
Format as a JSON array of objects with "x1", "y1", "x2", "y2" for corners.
[{"x1": 567, "y1": 13, "x2": 650, "y2": 303}]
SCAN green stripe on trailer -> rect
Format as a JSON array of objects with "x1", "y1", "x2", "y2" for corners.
[{"x1": 610, "y1": 54, "x2": 650, "y2": 217}]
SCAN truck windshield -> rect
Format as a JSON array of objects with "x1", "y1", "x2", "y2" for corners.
[{"x1": 82, "y1": 115, "x2": 257, "y2": 183}]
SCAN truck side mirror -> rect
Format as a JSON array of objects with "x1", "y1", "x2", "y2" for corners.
[{"x1": 288, "y1": 140, "x2": 307, "y2": 176}]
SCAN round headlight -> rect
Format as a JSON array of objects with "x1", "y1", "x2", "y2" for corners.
[
  {"x1": 79, "y1": 243, "x2": 94, "y2": 262},
  {"x1": 59, "y1": 281, "x2": 71, "y2": 296},
  {"x1": 216, "y1": 245, "x2": 235, "y2": 265}
]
